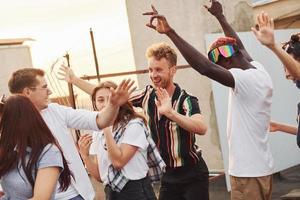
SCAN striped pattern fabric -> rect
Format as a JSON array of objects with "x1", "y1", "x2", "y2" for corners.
[{"x1": 130, "y1": 84, "x2": 201, "y2": 168}]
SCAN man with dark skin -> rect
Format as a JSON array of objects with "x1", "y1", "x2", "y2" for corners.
[{"x1": 144, "y1": 1, "x2": 274, "y2": 199}]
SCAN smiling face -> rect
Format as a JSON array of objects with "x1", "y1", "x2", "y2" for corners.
[
  {"x1": 94, "y1": 87, "x2": 110, "y2": 111},
  {"x1": 23, "y1": 75, "x2": 52, "y2": 111},
  {"x1": 148, "y1": 57, "x2": 176, "y2": 89}
]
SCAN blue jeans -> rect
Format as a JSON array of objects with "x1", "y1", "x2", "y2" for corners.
[
  {"x1": 105, "y1": 176, "x2": 157, "y2": 200},
  {"x1": 68, "y1": 195, "x2": 84, "y2": 200}
]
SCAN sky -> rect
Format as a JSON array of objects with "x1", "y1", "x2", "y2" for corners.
[
  {"x1": 0, "y1": 0, "x2": 137, "y2": 100},
  {"x1": 0, "y1": 0, "x2": 135, "y2": 77}
]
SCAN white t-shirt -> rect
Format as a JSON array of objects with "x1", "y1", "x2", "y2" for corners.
[
  {"x1": 96, "y1": 118, "x2": 149, "y2": 185},
  {"x1": 41, "y1": 103, "x2": 99, "y2": 200},
  {"x1": 227, "y1": 61, "x2": 274, "y2": 177},
  {"x1": 90, "y1": 130, "x2": 102, "y2": 155}
]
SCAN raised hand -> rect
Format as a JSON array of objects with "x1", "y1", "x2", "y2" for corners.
[
  {"x1": 143, "y1": 5, "x2": 173, "y2": 34},
  {"x1": 155, "y1": 87, "x2": 173, "y2": 116},
  {"x1": 57, "y1": 65, "x2": 77, "y2": 84},
  {"x1": 251, "y1": 12, "x2": 275, "y2": 47},
  {"x1": 109, "y1": 79, "x2": 136, "y2": 107},
  {"x1": 78, "y1": 134, "x2": 93, "y2": 160},
  {"x1": 204, "y1": 0, "x2": 223, "y2": 17}
]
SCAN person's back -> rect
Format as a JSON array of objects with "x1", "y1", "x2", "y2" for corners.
[
  {"x1": 1, "y1": 144, "x2": 63, "y2": 200},
  {"x1": 0, "y1": 95, "x2": 72, "y2": 200}
]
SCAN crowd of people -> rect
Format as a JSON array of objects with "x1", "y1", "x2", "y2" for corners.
[{"x1": 0, "y1": 0, "x2": 299, "y2": 200}]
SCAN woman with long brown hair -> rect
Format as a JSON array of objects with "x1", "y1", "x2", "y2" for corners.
[
  {"x1": 78, "y1": 81, "x2": 164, "y2": 200},
  {"x1": 0, "y1": 95, "x2": 72, "y2": 200}
]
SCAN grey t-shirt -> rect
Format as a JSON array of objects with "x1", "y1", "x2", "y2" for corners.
[{"x1": 0, "y1": 144, "x2": 64, "y2": 200}]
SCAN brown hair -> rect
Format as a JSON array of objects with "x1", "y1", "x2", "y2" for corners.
[
  {"x1": 91, "y1": 81, "x2": 146, "y2": 128},
  {"x1": 146, "y1": 43, "x2": 177, "y2": 67},
  {"x1": 282, "y1": 33, "x2": 300, "y2": 61},
  {"x1": 0, "y1": 95, "x2": 72, "y2": 191},
  {"x1": 8, "y1": 68, "x2": 45, "y2": 93},
  {"x1": 0, "y1": 95, "x2": 6, "y2": 117}
]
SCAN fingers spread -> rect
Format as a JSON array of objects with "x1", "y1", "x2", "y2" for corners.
[
  {"x1": 257, "y1": 12, "x2": 264, "y2": 26},
  {"x1": 126, "y1": 79, "x2": 135, "y2": 90},
  {"x1": 129, "y1": 86, "x2": 137, "y2": 95},
  {"x1": 161, "y1": 88, "x2": 169, "y2": 98},
  {"x1": 116, "y1": 79, "x2": 126, "y2": 91},
  {"x1": 155, "y1": 87, "x2": 163, "y2": 99}
]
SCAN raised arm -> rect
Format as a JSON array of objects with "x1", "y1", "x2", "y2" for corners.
[
  {"x1": 96, "y1": 79, "x2": 136, "y2": 129},
  {"x1": 143, "y1": 6, "x2": 235, "y2": 87},
  {"x1": 58, "y1": 65, "x2": 96, "y2": 95},
  {"x1": 252, "y1": 12, "x2": 300, "y2": 79},
  {"x1": 155, "y1": 88, "x2": 207, "y2": 135},
  {"x1": 204, "y1": 0, "x2": 252, "y2": 61}
]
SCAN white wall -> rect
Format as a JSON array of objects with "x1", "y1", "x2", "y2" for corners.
[
  {"x1": 206, "y1": 29, "x2": 300, "y2": 190},
  {"x1": 0, "y1": 45, "x2": 33, "y2": 95}
]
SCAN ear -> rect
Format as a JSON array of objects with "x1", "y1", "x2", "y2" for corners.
[
  {"x1": 170, "y1": 66, "x2": 177, "y2": 76},
  {"x1": 22, "y1": 87, "x2": 32, "y2": 97}
]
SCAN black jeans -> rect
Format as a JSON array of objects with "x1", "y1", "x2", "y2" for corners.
[
  {"x1": 159, "y1": 156, "x2": 209, "y2": 200},
  {"x1": 104, "y1": 176, "x2": 157, "y2": 200}
]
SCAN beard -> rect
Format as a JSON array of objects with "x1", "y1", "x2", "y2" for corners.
[{"x1": 153, "y1": 78, "x2": 171, "y2": 89}]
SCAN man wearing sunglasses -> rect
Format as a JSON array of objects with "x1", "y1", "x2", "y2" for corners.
[{"x1": 143, "y1": 0, "x2": 274, "y2": 200}]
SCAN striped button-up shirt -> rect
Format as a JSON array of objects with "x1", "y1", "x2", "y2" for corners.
[{"x1": 130, "y1": 84, "x2": 201, "y2": 168}]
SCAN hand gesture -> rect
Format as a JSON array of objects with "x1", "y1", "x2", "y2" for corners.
[
  {"x1": 57, "y1": 65, "x2": 77, "y2": 84},
  {"x1": 155, "y1": 87, "x2": 173, "y2": 116},
  {"x1": 78, "y1": 134, "x2": 93, "y2": 160},
  {"x1": 109, "y1": 79, "x2": 136, "y2": 107},
  {"x1": 204, "y1": 0, "x2": 223, "y2": 17},
  {"x1": 143, "y1": 5, "x2": 173, "y2": 34},
  {"x1": 251, "y1": 12, "x2": 275, "y2": 47}
]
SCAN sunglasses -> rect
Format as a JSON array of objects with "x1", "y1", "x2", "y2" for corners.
[{"x1": 208, "y1": 44, "x2": 239, "y2": 63}]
